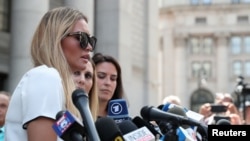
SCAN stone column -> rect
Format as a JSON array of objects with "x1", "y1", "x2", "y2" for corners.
[
  {"x1": 8, "y1": 0, "x2": 49, "y2": 92},
  {"x1": 63, "y1": 0, "x2": 94, "y2": 34},
  {"x1": 174, "y1": 34, "x2": 187, "y2": 106},
  {"x1": 215, "y1": 32, "x2": 230, "y2": 92}
]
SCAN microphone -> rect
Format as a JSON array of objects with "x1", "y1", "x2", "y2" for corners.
[
  {"x1": 141, "y1": 106, "x2": 201, "y2": 126},
  {"x1": 132, "y1": 116, "x2": 163, "y2": 138},
  {"x1": 159, "y1": 105, "x2": 187, "y2": 141},
  {"x1": 141, "y1": 106, "x2": 208, "y2": 139},
  {"x1": 117, "y1": 120, "x2": 156, "y2": 141},
  {"x1": 163, "y1": 104, "x2": 192, "y2": 129},
  {"x1": 95, "y1": 117, "x2": 125, "y2": 141},
  {"x1": 216, "y1": 119, "x2": 231, "y2": 125},
  {"x1": 72, "y1": 88, "x2": 100, "y2": 141},
  {"x1": 107, "y1": 99, "x2": 130, "y2": 123},
  {"x1": 117, "y1": 120, "x2": 138, "y2": 135},
  {"x1": 162, "y1": 103, "x2": 204, "y2": 122},
  {"x1": 52, "y1": 110, "x2": 85, "y2": 141},
  {"x1": 165, "y1": 105, "x2": 205, "y2": 141}
]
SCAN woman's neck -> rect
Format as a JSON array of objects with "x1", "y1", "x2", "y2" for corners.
[{"x1": 98, "y1": 100, "x2": 108, "y2": 117}]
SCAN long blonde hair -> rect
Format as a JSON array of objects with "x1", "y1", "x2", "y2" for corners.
[
  {"x1": 88, "y1": 59, "x2": 99, "y2": 121},
  {"x1": 30, "y1": 7, "x2": 97, "y2": 120}
]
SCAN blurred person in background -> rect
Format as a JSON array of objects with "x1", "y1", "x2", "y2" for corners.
[
  {"x1": 0, "y1": 91, "x2": 10, "y2": 141},
  {"x1": 72, "y1": 59, "x2": 99, "y2": 120},
  {"x1": 162, "y1": 95, "x2": 181, "y2": 105},
  {"x1": 199, "y1": 92, "x2": 242, "y2": 125},
  {"x1": 92, "y1": 53, "x2": 126, "y2": 118},
  {"x1": 239, "y1": 101, "x2": 250, "y2": 125}
]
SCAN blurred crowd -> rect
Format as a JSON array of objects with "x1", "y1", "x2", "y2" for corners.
[{"x1": 198, "y1": 92, "x2": 249, "y2": 125}]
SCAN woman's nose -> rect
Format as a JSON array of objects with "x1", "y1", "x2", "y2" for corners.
[{"x1": 78, "y1": 75, "x2": 85, "y2": 85}]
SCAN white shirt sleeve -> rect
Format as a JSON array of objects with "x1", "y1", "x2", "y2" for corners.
[{"x1": 21, "y1": 65, "x2": 65, "y2": 128}]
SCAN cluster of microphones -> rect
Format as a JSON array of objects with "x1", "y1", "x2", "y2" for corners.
[{"x1": 52, "y1": 88, "x2": 214, "y2": 141}]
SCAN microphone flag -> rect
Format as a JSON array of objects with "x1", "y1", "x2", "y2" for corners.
[{"x1": 107, "y1": 99, "x2": 130, "y2": 123}]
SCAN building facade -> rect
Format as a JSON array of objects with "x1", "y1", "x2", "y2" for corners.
[
  {"x1": 1, "y1": 0, "x2": 250, "y2": 116},
  {"x1": 159, "y1": 0, "x2": 250, "y2": 111},
  {"x1": 0, "y1": 0, "x2": 159, "y2": 117}
]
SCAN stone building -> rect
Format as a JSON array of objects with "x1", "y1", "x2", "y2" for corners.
[
  {"x1": 0, "y1": 0, "x2": 159, "y2": 117},
  {"x1": 159, "y1": 0, "x2": 250, "y2": 111}
]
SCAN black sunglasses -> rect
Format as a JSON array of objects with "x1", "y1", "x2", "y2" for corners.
[{"x1": 66, "y1": 32, "x2": 97, "y2": 52}]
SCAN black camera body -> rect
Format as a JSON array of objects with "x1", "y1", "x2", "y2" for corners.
[
  {"x1": 242, "y1": 85, "x2": 250, "y2": 96},
  {"x1": 210, "y1": 104, "x2": 227, "y2": 113}
]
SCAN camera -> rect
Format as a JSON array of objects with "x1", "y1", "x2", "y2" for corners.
[{"x1": 210, "y1": 104, "x2": 227, "y2": 113}]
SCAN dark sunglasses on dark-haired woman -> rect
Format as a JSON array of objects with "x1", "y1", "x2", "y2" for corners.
[{"x1": 66, "y1": 31, "x2": 97, "y2": 52}]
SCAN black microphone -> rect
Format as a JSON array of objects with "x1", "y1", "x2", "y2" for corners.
[
  {"x1": 162, "y1": 103, "x2": 204, "y2": 122},
  {"x1": 141, "y1": 106, "x2": 198, "y2": 126},
  {"x1": 164, "y1": 104, "x2": 190, "y2": 129},
  {"x1": 72, "y1": 88, "x2": 100, "y2": 141},
  {"x1": 117, "y1": 120, "x2": 138, "y2": 135},
  {"x1": 141, "y1": 106, "x2": 208, "y2": 138},
  {"x1": 132, "y1": 116, "x2": 163, "y2": 138},
  {"x1": 52, "y1": 110, "x2": 85, "y2": 141},
  {"x1": 117, "y1": 119, "x2": 156, "y2": 141},
  {"x1": 95, "y1": 117, "x2": 125, "y2": 141},
  {"x1": 216, "y1": 119, "x2": 231, "y2": 125}
]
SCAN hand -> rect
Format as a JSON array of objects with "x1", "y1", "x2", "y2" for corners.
[{"x1": 199, "y1": 103, "x2": 212, "y2": 118}]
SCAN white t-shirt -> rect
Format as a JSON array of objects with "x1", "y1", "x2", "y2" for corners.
[{"x1": 5, "y1": 65, "x2": 65, "y2": 141}]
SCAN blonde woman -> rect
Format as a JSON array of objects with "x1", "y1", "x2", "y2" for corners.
[
  {"x1": 72, "y1": 59, "x2": 99, "y2": 120},
  {"x1": 5, "y1": 7, "x2": 98, "y2": 141}
]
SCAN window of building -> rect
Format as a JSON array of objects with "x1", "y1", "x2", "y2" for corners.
[
  {"x1": 191, "y1": 0, "x2": 199, "y2": 5},
  {"x1": 190, "y1": 89, "x2": 213, "y2": 112},
  {"x1": 190, "y1": 37, "x2": 213, "y2": 55},
  {"x1": 231, "y1": 36, "x2": 241, "y2": 54},
  {"x1": 232, "y1": 0, "x2": 240, "y2": 3},
  {"x1": 237, "y1": 15, "x2": 249, "y2": 24},
  {"x1": 195, "y1": 17, "x2": 207, "y2": 25},
  {"x1": 244, "y1": 36, "x2": 250, "y2": 53},
  {"x1": 192, "y1": 62, "x2": 201, "y2": 78},
  {"x1": 203, "y1": 61, "x2": 211, "y2": 77},
  {"x1": 0, "y1": 0, "x2": 10, "y2": 32},
  {"x1": 233, "y1": 61, "x2": 242, "y2": 76},
  {"x1": 191, "y1": 61, "x2": 211, "y2": 78},
  {"x1": 0, "y1": 73, "x2": 8, "y2": 90},
  {"x1": 203, "y1": 0, "x2": 211, "y2": 4},
  {"x1": 190, "y1": 0, "x2": 211, "y2": 5},
  {"x1": 203, "y1": 37, "x2": 213, "y2": 54},
  {"x1": 243, "y1": 0, "x2": 250, "y2": 3},
  {"x1": 245, "y1": 61, "x2": 250, "y2": 76},
  {"x1": 190, "y1": 38, "x2": 200, "y2": 54}
]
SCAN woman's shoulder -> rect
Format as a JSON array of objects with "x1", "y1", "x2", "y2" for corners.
[
  {"x1": 21, "y1": 65, "x2": 62, "y2": 84},
  {"x1": 27, "y1": 65, "x2": 60, "y2": 78}
]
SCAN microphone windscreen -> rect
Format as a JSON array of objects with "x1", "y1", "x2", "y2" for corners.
[
  {"x1": 167, "y1": 105, "x2": 187, "y2": 117},
  {"x1": 140, "y1": 106, "x2": 151, "y2": 121},
  {"x1": 95, "y1": 117, "x2": 124, "y2": 141},
  {"x1": 167, "y1": 106, "x2": 190, "y2": 129},
  {"x1": 72, "y1": 88, "x2": 88, "y2": 106},
  {"x1": 55, "y1": 110, "x2": 65, "y2": 120},
  {"x1": 216, "y1": 119, "x2": 231, "y2": 125},
  {"x1": 117, "y1": 120, "x2": 138, "y2": 135}
]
